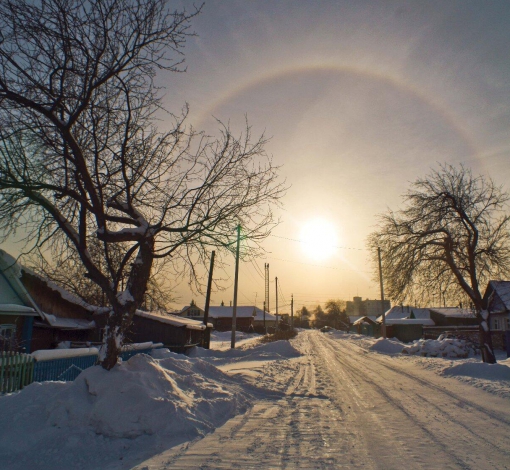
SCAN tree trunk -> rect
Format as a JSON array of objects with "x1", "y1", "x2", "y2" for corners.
[
  {"x1": 102, "y1": 305, "x2": 137, "y2": 370},
  {"x1": 101, "y1": 238, "x2": 155, "y2": 370},
  {"x1": 476, "y1": 302, "x2": 497, "y2": 364},
  {"x1": 479, "y1": 325, "x2": 497, "y2": 364}
]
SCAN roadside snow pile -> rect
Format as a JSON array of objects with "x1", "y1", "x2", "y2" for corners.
[
  {"x1": 441, "y1": 360, "x2": 510, "y2": 381},
  {"x1": 0, "y1": 352, "x2": 253, "y2": 469},
  {"x1": 211, "y1": 330, "x2": 253, "y2": 342},
  {"x1": 402, "y1": 338, "x2": 475, "y2": 358},
  {"x1": 369, "y1": 338, "x2": 404, "y2": 354},
  {"x1": 190, "y1": 340, "x2": 301, "y2": 363},
  {"x1": 210, "y1": 331, "x2": 262, "y2": 350}
]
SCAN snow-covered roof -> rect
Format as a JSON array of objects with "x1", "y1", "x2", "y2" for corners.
[
  {"x1": 39, "y1": 312, "x2": 96, "y2": 330},
  {"x1": 383, "y1": 318, "x2": 435, "y2": 326},
  {"x1": 178, "y1": 304, "x2": 204, "y2": 313},
  {"x1": 349, "y1": 315, "x2": 377, "y2": 324},
  {"x1": 135, "y1": 310, "x2": 212, "y2": 330},
  {"x1": 429, "y1": 307, "x2": 476, "y2": 318},
  {"x1": 208, "y1": 306, "x2": 276, "y2": 321},
  {"x1": 31, "y1": 347, "x2": 99, "y2": 361},
  {"x1": 352, "y1": 316, "x2": 378, "y2": 326},
  {"x1": 487, "y1": 280, "x2": 510, "y2": 312},
  {"x1": 378, "y1": 306, "x2": 431, "y2": 322}
]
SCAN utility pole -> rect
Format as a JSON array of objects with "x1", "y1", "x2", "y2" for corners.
[
  {"x1": 231, "y1": 224, "x2": 241, "y2": 349},
  {"x1": 275, "y1": 276, "x2": 279, "y2": 331},
  {"x1": 264, "y1": 263, "x2": 269, "y2": 333},
  {"x1": 378, "y1": 247, "x2": 386, "y2": 339},
  {"x1": 291, "y1": 293, "x2": 294, "y2": 330},
  {"x1": 203, "y1": 250, "x2": 215, "y2": 349},
  {"x1": 263, "y1": 300, "x2": 266, "y2": 333}
]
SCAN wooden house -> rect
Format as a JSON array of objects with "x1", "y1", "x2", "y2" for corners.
[
  {"x1": 174, "y1": 302, "x2": 205, "y2": 320},
  {"x1": 484, "y1": 281, "x2": 510, "y2": 331},
  {"x1": 483, "y1": 281, "x2": 510, "y2": 349},
  {"x1": 20, "y1": 269, "x2": 102, "y2": 351}
]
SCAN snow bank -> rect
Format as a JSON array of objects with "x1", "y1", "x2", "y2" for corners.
[
  {"x1": 402, "y1": 338, "x2": 476, "y2": 358},
  {"x1": 190, "y1": 340, "x2": 301, "y2": 363},
  {"x1": 442, "y1": 361, "x2": 510, "y2": 381},
  {"x1": 368, "y1": 338, "x2": 404, "y2": 354},
  {"x1": 0, "y1": 353, "x2": 253, "y2": 469}
]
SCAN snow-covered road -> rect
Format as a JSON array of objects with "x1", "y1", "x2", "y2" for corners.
[{"x1": 138, "y1": 330, "x2": 510, "y2": 469}]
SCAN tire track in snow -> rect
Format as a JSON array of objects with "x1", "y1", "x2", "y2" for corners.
[
  {"x1": 318, "y1": 333, "x2": 510, "y2": 469},
  {"x1": 340, "y1": 336, "x2": 510, "y2": 426}
]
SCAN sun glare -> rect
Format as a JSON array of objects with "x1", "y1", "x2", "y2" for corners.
[{"x1": 299, "y1": 219, "x2": 338, "y2": 261}]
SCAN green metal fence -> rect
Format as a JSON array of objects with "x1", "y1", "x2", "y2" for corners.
[{"x1": 0, "y1": 351, "x2": 34, "y2": 394}]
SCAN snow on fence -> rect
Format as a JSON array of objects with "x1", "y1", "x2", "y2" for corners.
[
  {"x1": 30, "y1": 343, "x2": 165, "y2": 383},
  {"x1": 0, "y1": 352, "x2": 34, "y2": 394},
  {"x1": 0, "y1": 344, "x2": 165, "y2": 389},
  {"x1": 119, "y1": 342, "x2": 164, "y2": 361},
  {"x1": 32, "y1": 348, "x2": 100, "y2": 382}
]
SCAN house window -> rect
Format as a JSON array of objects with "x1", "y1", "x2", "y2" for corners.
[
  {"x1": 0, "y1": 324, "x2": 17, "y2": 352},
  {"x1": 493, "y1": 318, "x2": 501, "y2": 330},
  {"x1": 506, "y1": 318, "x2": 510, "y2": 331}
]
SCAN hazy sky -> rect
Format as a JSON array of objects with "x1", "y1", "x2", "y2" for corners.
[
  {"x1": 154, "y1": 0, "x2": 510, "y2": 312},
  {"x1": 9, "y1": 0, "x2": 510, "y2": 312}
]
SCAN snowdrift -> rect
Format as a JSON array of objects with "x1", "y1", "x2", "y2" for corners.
[
  {"x1": 0, "y1": 352, "x2": 253, "y2": 469},
  {"x1": 442, "y1": 361, "x2": 510, "y2": 381},
  {"x1": 402, "y1": 338, "x2": 475, "y2": 358},
  {"x1": 190, "y1": 339, "x2": 301, "y2": 362},
  {"x1": 368, "y1": 338, "x2": 404, "y2": 354}
]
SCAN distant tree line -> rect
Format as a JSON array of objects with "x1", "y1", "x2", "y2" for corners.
[{"x1": 295, "y1": 299, "x2": 348, "y2": 329}]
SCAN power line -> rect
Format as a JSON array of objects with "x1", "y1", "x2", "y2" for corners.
[
  {"x1": 270, "y1": 234, "x2": 366, "y2": 251},
  {"x1": 262, "y1": 256, "x2": 373, "y2": 274},
  {"x1": 250, "y1": 259, "x2": 265, "y2": 280}
]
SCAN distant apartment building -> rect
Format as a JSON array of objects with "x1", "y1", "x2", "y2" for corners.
[{"x1": 346, "y1": 296, "x2": 390, "y2": 317}]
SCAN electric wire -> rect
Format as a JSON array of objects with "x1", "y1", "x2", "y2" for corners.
[
  {"x1": 261, "y1": 256, "x2": 372, "y2": 273},
  {"x1": 270, "y1": 234, "x2": 366, "y2": 251}
]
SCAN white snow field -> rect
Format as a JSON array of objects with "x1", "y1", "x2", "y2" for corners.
[{"x1": 0, "y1": 330, "x2": 509, "y2": 469}]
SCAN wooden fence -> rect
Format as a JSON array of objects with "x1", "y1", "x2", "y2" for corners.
[{"x1": 0, "y1": 352, "x2": 34, "y2": 394}]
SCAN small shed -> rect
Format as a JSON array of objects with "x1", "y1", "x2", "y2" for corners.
[
  {"x1": 128, "y1": 310, "x2": 213, "y2": 352},
  {"x1": 351, "y1": 316, "x2": 379, "y2": 336}
]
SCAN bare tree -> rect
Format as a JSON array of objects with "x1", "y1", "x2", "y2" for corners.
[
  {"x1": 324, "y1": 299, "x2": 348, "y2": 328},
  {"x1": 368, "y1": 164, "x2": 510, "y2": 363},
  {"x1": 27, "y1": 241, "x2": 175, "y2": 310},
  {"x1": 0, "y1": 0, "x2": 285, "y2": 369}
]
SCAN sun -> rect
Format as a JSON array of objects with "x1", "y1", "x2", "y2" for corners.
[{"x1": 299, "y1": 219, "x2": 338, "y2": 261}]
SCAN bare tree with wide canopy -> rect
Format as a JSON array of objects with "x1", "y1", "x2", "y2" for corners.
[
  {"x1": 368, "y1": 164, "x2": 510, "y2": 363},
  {"x1": 0, "y1": 0, "x2": 285, "y2": 368}
]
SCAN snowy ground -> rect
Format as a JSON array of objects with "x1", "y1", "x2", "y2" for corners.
[{"x1": 1, "y1": 330, "x2": 510, "y2": 469}]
